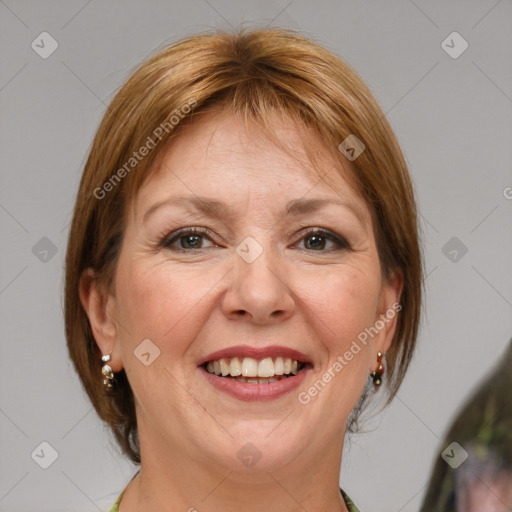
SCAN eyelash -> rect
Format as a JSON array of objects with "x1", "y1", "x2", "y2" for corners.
[{"x1": 159, "y1": 227, "x2": 351, "y2": 253}]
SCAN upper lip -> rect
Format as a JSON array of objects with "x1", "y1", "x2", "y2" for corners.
[{"x1": 197, "y1": 345, "x2": 312, "y2": 367}]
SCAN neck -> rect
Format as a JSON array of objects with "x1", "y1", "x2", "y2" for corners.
[{"x1": 119, "y1": 426, "x2": 349, "y2": 512}]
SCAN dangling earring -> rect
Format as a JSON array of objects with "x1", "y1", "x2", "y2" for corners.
[
  {"x1": 101, "y1": 352, "x2": 116, "y2": 391},
  {"x1": 370, "y1": 351, "x2": 385, "y2": 386}
]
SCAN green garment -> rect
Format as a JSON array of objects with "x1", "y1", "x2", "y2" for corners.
[
  {"x1": 341, "y1": 488, "x2": 360, "y2": 511},
  {"x1": 109, "y1": 487, "x2": 360, "y2": 511}
]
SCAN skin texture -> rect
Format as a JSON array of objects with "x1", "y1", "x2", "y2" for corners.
[{"x1": 80, "y1": 112, "x2": 402, "y2": 512}]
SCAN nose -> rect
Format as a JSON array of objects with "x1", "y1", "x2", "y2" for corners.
[{"x1": 221, "y1": 242, "x2": 295, "y2": 324}]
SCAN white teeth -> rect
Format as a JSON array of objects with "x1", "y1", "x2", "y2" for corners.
[
  {"x1": 220, "y1": 358, "x2": 230, "y2": 376},
  {"x1": 257, "y1": 357, "x2": 274, "y2": 377},
  {"x1": 205, "y1": 356, "x2": 304, "y2": 379},
  {"x1": 241, "y1": 357, "x2": 258, "y2": 377},
  {"x1": 229, "y1": 357, "x2": 242, "y2": 376},
  {"x1": 274, "y1": 357, "x2": 284, "y2": 375}
]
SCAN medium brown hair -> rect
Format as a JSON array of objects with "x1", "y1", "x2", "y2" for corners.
[{"x1": 64, "y1": 27, "x2": 423, "y2": 464}]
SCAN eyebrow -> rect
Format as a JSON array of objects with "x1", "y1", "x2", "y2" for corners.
[{"x1": 142, "y1": 195, "x2": 366, "y2": 225}]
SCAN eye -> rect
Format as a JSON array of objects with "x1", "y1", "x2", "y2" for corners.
[
  {"x1": 159, "y1": 226, "x2": 351, "y2": 253},
  {"x1": 295, "y1": 228, "x2": 351, "y2": 252},
  {"x1": 160, "y1": 227, "x2": 217, "y2": 251}
]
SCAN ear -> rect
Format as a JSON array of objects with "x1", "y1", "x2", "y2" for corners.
[
  {"x1": 79, "y1": 268, "x2": 124, "y2": 372},
  {"x1": 373, "y1": 269, "x2": 404, "y2": 358}
]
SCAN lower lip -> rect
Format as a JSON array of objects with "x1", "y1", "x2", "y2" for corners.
[{"x1": 199, "y1": 366, "x2": 310, "y2": 402}]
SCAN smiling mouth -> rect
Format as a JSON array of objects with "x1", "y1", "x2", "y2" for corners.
[{"x1": 203, "y1": 356, "x2": 308, "y2": 384}]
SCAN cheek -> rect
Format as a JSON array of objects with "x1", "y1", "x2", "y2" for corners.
[
  {"x1": 302, "y1": 265, "x2": 381, "y2": 346},
  {"x1": 295, "y1": 266, "x2": 381, "y2": 415},
  {"x1": 115, "y1": 258, "x2": 221, "y2": 346},
  {"x1": 113, "y1": 260, "x2": 209, "y2": 402},
  {"x1": 112, "y1": 255, "x2": 173, "y2": 349},
  {"x1": 116, "y1": 262, "x2": 175, "y2": 337}
]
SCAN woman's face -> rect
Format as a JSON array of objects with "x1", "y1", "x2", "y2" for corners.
[{"x1": 88, "y1": 111, "x2": 401, "y2": 475}]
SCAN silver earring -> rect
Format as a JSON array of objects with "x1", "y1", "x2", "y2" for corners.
[{"x1": 101, "y1": 352, "x2": 115, "y2": 391}]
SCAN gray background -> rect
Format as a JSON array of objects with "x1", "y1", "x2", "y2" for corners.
[{"x1": 1, "y1": 1, "x2": 511, "y2": 511}]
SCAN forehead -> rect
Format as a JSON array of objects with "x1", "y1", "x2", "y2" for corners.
[{"x1": 132, "y1": 111, "x2": 369, "y2": 223}]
